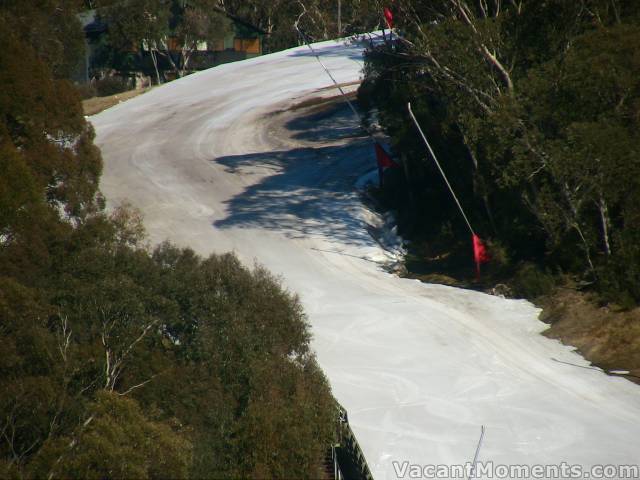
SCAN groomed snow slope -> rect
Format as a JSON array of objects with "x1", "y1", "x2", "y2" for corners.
[{"x1": 92, "y1": 38, "x2": 640, "y2": 479}]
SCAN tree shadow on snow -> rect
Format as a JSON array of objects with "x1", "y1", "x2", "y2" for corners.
[
  {"x1": 212, "y1": 92, "x2": 382, "y2": 247},
  {"x1": 212, "y1": 140, "x2": 378, "y2": 247},
  {"x1": 287, "y1": 43, "x2": 366, "y2": 62},
  {"x1": 284, "y1": 102, "x2": 365, "y2": 143}
]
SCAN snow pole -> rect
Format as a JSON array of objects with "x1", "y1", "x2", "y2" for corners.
[
  {"x1": 407, "y1": 102, "x2": 475, "y2": 236},
  {"x1": 407, "y1": 102, "x2": 489, "y2": 278},
  {"x1": 294, "y1": 25, "x2": 399, "y2": 185},
  {"x1": 383, "y1": 6, "x2": 394, "y2": 43},
  {"x1": 294, "y1": 25, "x2": 366, "y2": 130},
  {"x1": 468, "y1": 425, "x2": 486, "y2": 480}
]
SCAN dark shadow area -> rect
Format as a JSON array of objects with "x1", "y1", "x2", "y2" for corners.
[
  {"x1": 288, "y1": 43, "x2": 365, "y2": 61},
  {"x1": 213, "y1": 141, "x2": 377, "y2": 247},
  {"x1": 213, "y1": 90, "x2": 383, "y2": 247},
  {"x1": 285, "y1": 101, "x2": 367, "y2": 143},
  {"x1": 310, "y1": 247, "x2": 379, "y2": 264}
]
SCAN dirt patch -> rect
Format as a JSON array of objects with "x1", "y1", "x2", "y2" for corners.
[
  {"x1": 83, "y1": 88, "x2": 151, "y2": 116},
  {"x1": 289, "y1": 92, "x2": 357, "y2": 111},
  {"x1": 540, "y1": 288, "x2": 640, "y2": 384},
  {"x1": 316, "y1": 80, "x2": 361, "y2": 91},
  {"x1": 266, "y1": 90, "x2": 359, "y2": 117}
]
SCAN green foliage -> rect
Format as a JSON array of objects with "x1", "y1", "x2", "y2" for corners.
[
  {"x1": 32, "y1": 392, "x2": 192, "y2": 480},
  {"x1": 1, "y1": 4, "x2": 336, "y2": 477},
  {"x1": 220, "y1": 0, "x2": 383, "y2": 52},
  {"x1": 94, "y1": 76, "x2": 131, "y2": 96},
  {"x1": 102, "y1": 0, "x2": 233, "y2": 78},
  {"x1": 1, "y1": 206, "x2": 336, "y2": 478},
  {"x1": 360, "y1": 0, "x2": 640, "y2": 303},
  {"x1": 0, "y1": 142, "x2": 39, "y2": 241},
  {"x1": 102, "y1": 0, "x2": 171, "y2": 52},
  {"x1": 0, "y1": 0, "x2": 85, "y2": 79},
  {"x1": 0, "y1": 21, "x2": 102, "y2": 220},
  {"x1": 511, "y1": 263, "x2": 556, "y2": 300}
]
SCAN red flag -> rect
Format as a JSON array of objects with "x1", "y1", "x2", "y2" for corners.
[
  {"x1": 383, "y1": 6, "x2": 394, "y2": 29},
  {"x1": 375, "y1": 142, "x2": 399, "y2": 169},
  {"x1": 374, "y1": 142, "x2": 399, "y2": 187},
  {"x1": 472, "y1": 233, "x2": 490, "y2": 278}
]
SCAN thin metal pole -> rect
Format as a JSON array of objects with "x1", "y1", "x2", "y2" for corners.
[
  {"x1": 338, "y1": 0, "x2": 342, "y2": 37},
  {"x1": 407, "y1": 102, "x2": 475, "y2": 236},
  {"x1": 468, "y1": 425, "x2": 485, "y2": 480},
  {"x1": 295, "y1": 26, "x2": 375, "y2": 140}
]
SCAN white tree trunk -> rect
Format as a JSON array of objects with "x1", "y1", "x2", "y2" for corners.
[{"x1": 598, "y1": 195, "x2": 612, "y2": 256}]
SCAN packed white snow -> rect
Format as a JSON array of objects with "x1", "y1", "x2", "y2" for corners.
[{"x1": 92, "y1": 36, "x2": 640, "y2": 479}]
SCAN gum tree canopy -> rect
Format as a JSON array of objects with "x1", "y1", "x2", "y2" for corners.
[{"x1": 103, "y1": 0, "x2": 232, "y2": 78}]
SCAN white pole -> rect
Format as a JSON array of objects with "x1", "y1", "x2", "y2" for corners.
[
  {"x1": 295, "y1": 26, "x2": 371, "y2": 137},
  {"x1": 468, "y1": 425, "x2": 486, "y2": 480},
  {"x1": 407, "y1": 102, "x2": 475, "y2": 236}
]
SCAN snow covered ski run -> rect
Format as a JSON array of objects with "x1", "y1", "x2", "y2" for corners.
[{"x1": 92, "y1": 37, "x2": 640, "y2": 479}]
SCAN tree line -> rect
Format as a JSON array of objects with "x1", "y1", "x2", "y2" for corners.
[
  {"x1": 1, "y1": 2, "x2": 337, "y2": 478},
  {"x1": 359, "y1": 0, "x2": 640, "y2": 304},
  {"x1": 83, "y1": 0, "x2": 386, "y2": 66}
]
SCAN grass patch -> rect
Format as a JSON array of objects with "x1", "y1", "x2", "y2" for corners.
[
  {"x1": 540, "y1": 289, "x2": 640, "y2": 384},
  {"x1": 401, "y1": 236, "x2": 511, "y2": 291},
  {"x1": 82, "y1": 88, "x2": 151, "y2": 116}
]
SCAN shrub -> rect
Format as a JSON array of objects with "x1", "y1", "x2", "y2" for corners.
[
  {"x1": 511, "y1": 263, "x2": 556, "y2": 299},
  {"x1": 95, "y1": 76, "x2": 130, "y2": 97},
  {"x1": 75, "y1": 82, "x2": 97, "y2": 99}
]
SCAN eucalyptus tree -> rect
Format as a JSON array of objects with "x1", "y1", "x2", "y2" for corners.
[
  {"x1": 360, "y1": 0, "x2": 640, "y2": 300},
  {"x1": 104, "y1": 0, "x2": 232, "y2": 80}
]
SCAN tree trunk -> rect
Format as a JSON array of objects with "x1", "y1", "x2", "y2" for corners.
[
  {"x1": 573, "y1": 221, "x2": 596, "y2": 274},
  {"x1": 448, "y1": 0, "x2": 515, "y2": 93},
  {"x1": 150, "y1": 49, "x2": 162, "y2": 85},
  {"x1": 561, "y1": 182, "x2": 595, "y2": 274},
  {"x1": 461, "y1": 129, "x2": 497, "y2": 233},
  {"x1": 180, "y1": 45, "x2": 195, "y2": 78},
  {"x1": 598, "y1": 194, "x2": 612, "y2": 256},
  {"x1": 160, "y1": 49, "x2": 180, "y2": 78}
]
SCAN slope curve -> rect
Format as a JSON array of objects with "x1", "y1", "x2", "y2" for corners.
[{"x1": 92, "y1": 38, "x2": 640, "y2": 479}]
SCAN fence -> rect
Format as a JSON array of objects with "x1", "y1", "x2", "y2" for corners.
[{"x1": 328, "y1": 401, "x2": 374, "y2": 480}]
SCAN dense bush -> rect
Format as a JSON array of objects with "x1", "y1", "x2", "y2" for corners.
[
  {"x1": 511, "y1": 263, "x2": 556, "y2": 300},
  {"x1": 0, "y1": 213, "x2": 335, "y2": 478},
  {"x1": 94, "y1": 76, "x2": 131, "y2": 97},
  {"x1": 359, "y1": 0, "x2": 640, "y2": 303},
  {"x1": 75, "y1": 82, "x2": 98, "y2": 99},
  {"x1": 1, "y1": 3, "x2": 335, "y2": 478}
]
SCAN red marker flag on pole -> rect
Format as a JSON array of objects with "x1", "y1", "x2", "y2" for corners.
[
  {"x1": 472, "y1": 233, "x2": 490, "y2": 278},
  {"x1": 374, "y1": 142, "x2": 399, "y2": 187},
  {"x1": 383, "y1": 6, "x2": 394, "y2": 28},
  {"x1": 375, "y1": 142, "x2": 398, "y2": 169}
]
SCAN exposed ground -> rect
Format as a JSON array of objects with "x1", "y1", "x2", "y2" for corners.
[
  {"x1": 82, "y1": 88, "x2": 150, "y2": 116},
  {"x1": 540, "y1": 289, "x2": 640, "y2": 383},
  {"x1": 91, "y1": 38, "x2": 640, "y2": 479}
]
